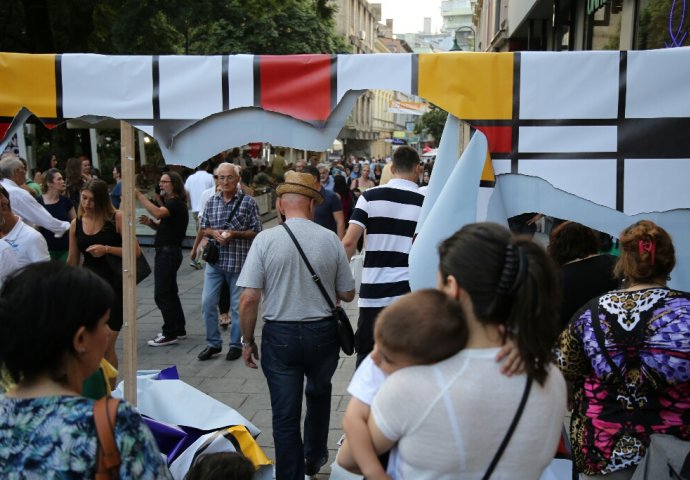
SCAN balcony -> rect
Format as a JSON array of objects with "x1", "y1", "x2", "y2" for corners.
[{"x1": 441, "y1": 0, "x2": 473, "y2": 15}]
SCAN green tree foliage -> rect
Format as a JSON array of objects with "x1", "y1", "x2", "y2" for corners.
[
  {"x1": 415, "y1": 105, "x2": 448, "y2": 145},
  {"x1": 0, "y1": 0, "x2": 349, "y2": 55}
]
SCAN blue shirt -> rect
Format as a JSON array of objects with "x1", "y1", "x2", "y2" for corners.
[
  {"x1": 199, "y1": 191, "x2": 262, "y2": 272},
  {"x1": 314, "y1": 187, "x2": 342, "y2": 234}
]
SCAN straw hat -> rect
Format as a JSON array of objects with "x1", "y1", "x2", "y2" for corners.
[{"x1": 276, "y1": 171, "x2": 324, "y2": 205}]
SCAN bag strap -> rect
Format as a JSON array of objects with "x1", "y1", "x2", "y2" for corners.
[
  {"x1": 482, "y1": 376, "x2": 533, "y2": 480},
  {"x1": 94, "y1": 396, "x2": 121, "y2": 479},
  {"x1": 281, "y1": 223, "x2": 336, "y2": 312},
  {"x1": 221, "y1": 192, "x2": 244, "y2": 230},
  {"x1": 589, "y1": 298, "x2": 626, "y2": 382}
]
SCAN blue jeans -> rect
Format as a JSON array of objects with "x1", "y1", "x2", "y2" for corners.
[
  {"x1": 261, "y1": 319, "x2": 340, "y2": 480},
  {"x1": 154, "y1": 246, "x2": 185, "y2": 337},
  {"x1": 201, "y1": 264, "x2": 241, "y2": 349}
]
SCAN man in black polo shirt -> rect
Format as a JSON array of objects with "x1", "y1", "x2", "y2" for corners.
[
  {"x1": 305, "y1": 165, "x2": 345, "y2": 239},
  {"x1": 135, "y1": 171, "x2": 190, "y2": 346}
]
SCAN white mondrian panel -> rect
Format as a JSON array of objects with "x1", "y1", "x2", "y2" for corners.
[
  {"x1": 336, "y1": 54, "x2": 412, "y2": 103},
  {"x1": 519, "y1": 159, "x2": 617, "y2": 209},
  {"x1": 227, "y1": 55, "x2": 254, "y2": 109},
  {"x1": 62, "y1": 54, "x2": 153, "y2": 119},
  {"x1": 518, "y1": 126, "x2": 617, "y2": 153},
  {"x1": 492, "y1": 159, "x2": 511, "y2": 175},
  {"x1": 624, "y1": 159, "x2": 690, "y2": 214},
  {"x1": 159, "y1": 56, "x2": 222, "y2": 120},
  {"x1": 626, "y1": 49, "x2": 690, "y2": 118},
  {"x1": 520, "y1": 51, "x2": 619, "y2": 120}
]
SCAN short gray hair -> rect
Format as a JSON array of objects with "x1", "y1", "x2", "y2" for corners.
[
  {"x1": 316, "y1": 163, "x2": 329, "y2": 172},
  {"x1": 0, "y1": 156, "x2": 23, "y2": 179}
]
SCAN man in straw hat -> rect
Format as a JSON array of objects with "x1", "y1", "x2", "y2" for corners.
[{"x1": 238, "y1": 171, "x2": 355, "y2": 479}]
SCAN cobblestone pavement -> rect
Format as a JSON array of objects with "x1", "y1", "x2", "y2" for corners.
[{"x1": 117, "y1": 217, "x2": 358, "y2": 479}]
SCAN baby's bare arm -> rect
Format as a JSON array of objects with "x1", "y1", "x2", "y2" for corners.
[{"x1": 341, "y1": 397, "x2": 390, "y2": 479}]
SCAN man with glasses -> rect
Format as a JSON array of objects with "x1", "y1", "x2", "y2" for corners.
[
  {"x1": 197, "y1": 163, "x2": 262, "y2": 361},
  {"x1": 0, "y1": 156, "x2": 70, "y2": 237}
]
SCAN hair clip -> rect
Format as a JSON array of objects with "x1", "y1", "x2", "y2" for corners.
[{"x1": 638, "y1": 239, "x2": 656, "y2": 266}]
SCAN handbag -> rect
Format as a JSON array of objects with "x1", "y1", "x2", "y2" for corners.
[
  {"x1": 201, "y1": 193, "x2": 244, "y2": 265},
  {"x1": 106, "y1": 252, "x2": 152, "y2": 285},
  {"x1": 94, "y1": 396, "x2": 121, "y2": 480},
  {"x1": 281, "y1": 223, "x2": 355, "y2": 356}
]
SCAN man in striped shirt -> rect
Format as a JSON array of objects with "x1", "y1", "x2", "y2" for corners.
[{"x1": 342, "y1": 146, "x2": 424, "y2": 367}]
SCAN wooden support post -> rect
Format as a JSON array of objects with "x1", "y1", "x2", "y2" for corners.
[{"x1": 120, "y1": 121, "x2": 137, "y2": 405}]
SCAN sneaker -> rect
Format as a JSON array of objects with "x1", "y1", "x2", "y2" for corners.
[
  {"x1": 157, "y1": 332, "x2": 186, "y2": 339},
  {"x1": 148, "y1": 334, "x2": 178, "y2": 347},
  {"x1": 190, "y1": 259, "x2": 202, "y2": 270}
]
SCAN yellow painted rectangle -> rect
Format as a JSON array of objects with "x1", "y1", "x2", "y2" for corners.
[
  {"x1": 0, "y1": 53, "x2": 56, "y2": 118},
  {"x1": 418, "y1": 52, "x2": 513, "y2": 121}
]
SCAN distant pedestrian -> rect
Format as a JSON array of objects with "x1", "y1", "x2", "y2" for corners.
[
  {"x1": 38, "y1": 168, "x2": 76, "y2": 262},
  {"x1": 306, "y1": 166, "x2": 345, "y2": 239},
  {"x1": 197, "y1": 163, "x2": 262, "y2": 362},
  {"x1": 238, "y1": 171, "x2": 355, "y2": 479},
  {"x1": 185, "y1": 161, "x2": 214, "y2": 229}
]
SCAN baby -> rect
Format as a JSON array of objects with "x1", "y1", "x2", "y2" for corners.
[{"x1": 336, "y1": 289, "x2": 468, "y2": 480}]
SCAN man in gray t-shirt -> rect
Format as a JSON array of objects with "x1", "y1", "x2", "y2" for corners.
[{"x1": 238, "y1": 171, "x2": 355, "y2": 480}]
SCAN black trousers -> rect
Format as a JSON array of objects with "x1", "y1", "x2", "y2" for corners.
[
  {"x1": 155, "y1": 245, "x2": 186, "y2": 337},
  {"x1": 354, "y1": 306, "x2": 384, "y2": 368}
]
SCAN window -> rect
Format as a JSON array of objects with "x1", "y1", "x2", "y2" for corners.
[{"x1": 635, "y1": 0, "x2": 690, "y2": 49}]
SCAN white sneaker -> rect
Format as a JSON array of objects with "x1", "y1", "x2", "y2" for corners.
[{"x1": 148, "y1": 334, "x2": 178, "y2": 347}]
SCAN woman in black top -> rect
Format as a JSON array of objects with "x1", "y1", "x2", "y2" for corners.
[
  {"x1": 38, "y1": 168, "x2": 76, "y2": 261},
  {"x1": 548, "y1": 221, "x2": 619, "y2": 327},
  {"x1": 136, "y1": 171, "x2": 189, "y2": 346},
  {"x1": 67, "y1": 179, "x2": 138, "y2": 371}
]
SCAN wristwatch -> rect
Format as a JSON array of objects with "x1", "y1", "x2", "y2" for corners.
[{"x1": 241, "y1": 336, "x2": 255, "y2": 348}]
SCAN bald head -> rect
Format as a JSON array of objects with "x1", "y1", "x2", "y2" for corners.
[{"x1": 277, "y1": 192, "x2": 314, "y2": 220}]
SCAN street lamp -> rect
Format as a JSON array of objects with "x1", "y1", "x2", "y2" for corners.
[{"x1": 451, "y1": 25, "x2": 476, "y2": 52}]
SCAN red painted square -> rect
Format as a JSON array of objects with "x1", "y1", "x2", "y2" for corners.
[
  {"x1": 474, "y1": 125, "x2": 512, "y2": 154},
  {"x1": 260, "y1": 55, "x2": 332, "y2": 123}
]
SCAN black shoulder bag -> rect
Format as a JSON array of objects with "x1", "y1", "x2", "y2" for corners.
[
  {"x1": 281, "y1": 223, "x2": 355, "y2": 355},
  {"x1": 202, "y1": 193, "x2": 244, "y2": 265}
]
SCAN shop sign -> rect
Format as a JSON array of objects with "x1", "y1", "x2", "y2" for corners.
[{"x1": 587, "y1": 0, "x2": 610, "y2": 15}]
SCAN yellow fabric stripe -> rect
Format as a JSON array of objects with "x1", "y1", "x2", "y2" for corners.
[
  {"x1": 418, "y1": 53, "x2": 514, "y2": 121},
  {"x1": 482, "y1": 151, "x2": 495, "y2": 183},
  {"x1": 227, "y1": 425, "x2": 272, "y2": 467},
  {"x1": 0, "y1": 53, "x2": 56, "y2": 118}
]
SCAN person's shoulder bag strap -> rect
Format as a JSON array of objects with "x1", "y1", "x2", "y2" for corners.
[
  {"x1": 94, "y1": 396, "x2": 121, "y2": 480},
  {"x1": 281, "y1": 223, "x2": 336, "y2": 312},
  {"x1": 221, "y1": 192, "x2": 245, "y2": 230},
  {"x1": 482, "y1": 376, "x2": 533, "y2": 480}
]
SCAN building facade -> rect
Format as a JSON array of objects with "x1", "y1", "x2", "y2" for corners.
[
  {"x1": 332, "y1": 0, "x2": 382, "y2": 157},
  {"x1": 474, "y1": 0, "x2": 689, "y2": 53}
]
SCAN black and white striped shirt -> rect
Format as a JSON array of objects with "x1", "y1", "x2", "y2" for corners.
[{"x1": 349, "y1": 179, "x2": 424, "y2": 308}]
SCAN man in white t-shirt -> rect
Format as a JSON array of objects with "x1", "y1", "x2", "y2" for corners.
[
  {"x1": 0, "y1": 198, "x2": 19, "y2": 288},
  {"x1": 0, "y1": 184, "x2": 49, "y2": 268},
  {"x1": 184, "y1": 161, "x2": 214, "y2": 228}
]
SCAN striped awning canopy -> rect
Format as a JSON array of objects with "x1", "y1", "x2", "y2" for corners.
[{"x1": 2, "y1": 48, "x2": 690, "y2": 215}]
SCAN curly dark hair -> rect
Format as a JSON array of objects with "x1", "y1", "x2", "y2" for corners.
[{"x1": 548, "y1": 221, "x2": 601, "y2": 267}]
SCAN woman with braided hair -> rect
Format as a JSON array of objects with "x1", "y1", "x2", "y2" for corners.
[
  {"x1": 360, "y1": 222, "x2": 567, "y2": 479},
  {"x1": 557, "y1": 220, "x2": 690, "y2": 479}
]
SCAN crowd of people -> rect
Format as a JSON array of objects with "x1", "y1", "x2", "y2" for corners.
[{"x1": 1, "y1": 145, "x2": 689, "y2": 480}]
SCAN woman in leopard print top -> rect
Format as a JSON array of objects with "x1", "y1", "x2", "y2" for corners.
[{"x1": 556, "y1": 220, "x2": 690, "y2": 479}]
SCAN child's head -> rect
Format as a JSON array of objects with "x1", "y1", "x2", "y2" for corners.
[
  {"x1": 372, "y1": 289, "x2": 467, "y2": 374},
  {"x1": 184, "y1": 452, "x2": 254, "y2": 480}
]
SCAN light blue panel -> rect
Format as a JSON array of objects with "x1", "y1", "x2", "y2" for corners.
[{"x1": 409, "y1": 131, "x2": 488, "y2": 291}]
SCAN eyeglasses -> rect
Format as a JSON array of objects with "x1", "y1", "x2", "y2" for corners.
[{"x1": 216, "y1": 175, "x2": 237, "y2": 182}]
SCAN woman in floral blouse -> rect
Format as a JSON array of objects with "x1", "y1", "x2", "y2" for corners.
[
  {"x1": 556, "y1": 220, "x2": 690, "y2": 479},
  {"x1": 0, "y1": 262, "x2": 171, "y2": 479}
]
